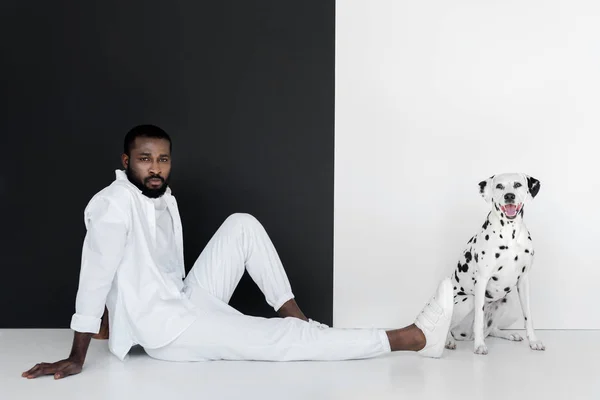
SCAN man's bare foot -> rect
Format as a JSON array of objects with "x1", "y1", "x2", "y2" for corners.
[
  {"x1": 386, "y1": 324, "x2": 427, "y2": 351},
  {"x1": 92, "y1": 307, "x2": 109, "y2": 340},
  {"x1": 277, "y1": 299, "x2": 308, "y2": 322}
]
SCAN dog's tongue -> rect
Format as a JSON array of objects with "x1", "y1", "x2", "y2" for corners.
[{"x1": 504, "y1": 204, "x2": 518, "y2": 217}]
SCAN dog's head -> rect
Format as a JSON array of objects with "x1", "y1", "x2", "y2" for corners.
[{"x1": 478, "y1": 173, "x2": 540, "y2": 220}]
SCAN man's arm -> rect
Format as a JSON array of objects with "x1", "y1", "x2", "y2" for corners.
[
  {"x1": 92, "y1": 306, "x2": 110, "y2": 340},
  {"x1": 70, "y1": 196, "x2": 129, "y2": 334},
  {"x1": 22, "y1": 195, "x2": 129, "y2": 379}
]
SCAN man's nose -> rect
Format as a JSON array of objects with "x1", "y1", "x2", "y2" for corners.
[
  {"x1": 149, "y1": 161, "x2": 161, "y2": 174},
  {"x1": 504, "y1": 193, "x2": 515, "y2": 202}
]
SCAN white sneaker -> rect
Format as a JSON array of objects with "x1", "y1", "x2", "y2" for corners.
[{"x1": 414, "y1": 278, "x2": 454, "y2": 358}]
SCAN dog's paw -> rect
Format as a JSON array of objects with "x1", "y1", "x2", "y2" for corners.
[
  {"x1": 507, "y1": 333, "x2": 523, "y2": 341},
  {"x1": 529, "y1": 340, "x2": 545, "y2": 351},
  {"x1": 474, "y1": 344, "x2": 488, "y2": 355},
  {"x1": 445, "y1": 337, "x2": 456, "y2": 350}
]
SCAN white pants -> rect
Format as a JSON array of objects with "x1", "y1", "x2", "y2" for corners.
[{"x1": 145, "y1": 213, "x2": 391, "y2": 362}]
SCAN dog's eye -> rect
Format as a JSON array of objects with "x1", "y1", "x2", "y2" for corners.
[
  {"x1": 514, "y1": 182, "x2": 522, "y2": 188},
  {"x1": 496, "y1": 184, "x2": 504, "y2": 190}
]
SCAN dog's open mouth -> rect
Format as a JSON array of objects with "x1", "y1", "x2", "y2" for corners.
[{"x1": 501, "y1": 203, "x2": 522, "y2": 219}]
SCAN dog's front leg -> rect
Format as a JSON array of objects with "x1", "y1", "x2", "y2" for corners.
[
  {"x1": 517, "y1": 274, "x2": 545, "y2": 351},
  {"x1": 473, "y1": 278, "x2": 489, "y2": 355}
]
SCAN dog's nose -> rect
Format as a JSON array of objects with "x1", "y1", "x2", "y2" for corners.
[{"x1": 504, "y1": 193, "x2": 516, "y2": 202}]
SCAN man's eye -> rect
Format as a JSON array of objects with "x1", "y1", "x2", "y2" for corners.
[
  {"x1": 514, "y1": 182, "x2": 522, "y2": 188},
  {"x1": 496, "y1": 184, "x2": 504, "y2": 190},
  {"x1": 160, "y1": 158, "x2": 169, "y2": 162},
  {"x1": 140, "y1": 157, "x2": 149, "y2": 161}
]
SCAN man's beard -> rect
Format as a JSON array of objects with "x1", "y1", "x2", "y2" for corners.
[{"x1": 126, "y1": 166, "x2": 169, "y2": 199}]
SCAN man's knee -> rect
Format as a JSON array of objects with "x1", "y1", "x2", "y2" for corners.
[{"x1": 224, "y1": 212, "x2": 260, "y2": 229}]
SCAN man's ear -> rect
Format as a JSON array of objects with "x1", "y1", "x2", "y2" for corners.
[
  {"x1": 121, "y1": 154, "x2": 129, "y2": 170},
  {"x1": 478, "y1": 175, "x2": 494, "y2": 203},
  {"x1": 525, "y1": 175, "x2": 541, "y2": 199}
]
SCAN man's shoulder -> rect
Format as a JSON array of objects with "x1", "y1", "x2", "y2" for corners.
[
  {"x1": 95, "y1": 182, "x2": 134, "y2": 203},
  {"x1": 86, "y1": 173, "x2": 137, "y2": 214}
]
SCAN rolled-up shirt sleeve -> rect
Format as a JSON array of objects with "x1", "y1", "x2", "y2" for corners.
[{"x1": 70, "y1": 195, "x2": 129, "y2": 333}]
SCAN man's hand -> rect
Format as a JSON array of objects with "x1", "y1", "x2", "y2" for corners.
[
  {"x1": 22, "y1": 331, "x2": 92, "y2": 380},
  {"x1": 21, "y1": 358, "x2": 83, "y2": 380}
]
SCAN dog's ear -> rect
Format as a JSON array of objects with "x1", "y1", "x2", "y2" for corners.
[
  {"x1": 478, "y1": 175, "x2": 494, "y2": 203},
  {"x1": 525, "y1": 175, "x2": 541, "y2": 199}
]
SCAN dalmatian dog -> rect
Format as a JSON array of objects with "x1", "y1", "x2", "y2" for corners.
[{"x1": 445, "y1": 173, "x2": 545, "y2": 355}]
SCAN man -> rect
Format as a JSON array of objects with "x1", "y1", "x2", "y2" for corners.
[{"x1": 22, "y1": 125, "x2": 453, "y2": 380}]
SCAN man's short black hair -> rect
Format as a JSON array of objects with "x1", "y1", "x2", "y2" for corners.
[{"x1": 124, "y1": 124, "x2": 172, "y2": 156}]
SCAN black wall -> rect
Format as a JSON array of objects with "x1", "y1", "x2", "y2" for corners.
[{"x1": 0, "y1": 1, "x2": 335, "y2": 328}]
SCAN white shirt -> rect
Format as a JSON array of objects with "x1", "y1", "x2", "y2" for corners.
[
  {"x1": 70, "y1": 170, "x2": 197, "y2": 360},
  {"x1": 152, "y1": 196, "x2": 184, "y2": 293}
]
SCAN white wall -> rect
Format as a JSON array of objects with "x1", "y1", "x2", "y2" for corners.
[{"x1": 334, "y1": 0, "x2": 600, "y2": 330}]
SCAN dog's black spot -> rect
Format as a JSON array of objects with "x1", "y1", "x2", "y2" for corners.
[
  {"x1": 463, "y1": 297, "x2": 468, "y2": 302},
  {"x1": 504, "y1": 287, "x2": 510, "y2": 292},
  {"x1": 468, "y1": 237, "x2": 473, "y2": 244},
  {"x1": 522, "y1": 266, "x2": 526, "y2": 273},
  {"x1": 515, "y1": 255, "x2": 519, "y2": 261},
  {"x1": 501, "y1": 212, "x2": 505, "y2": 218},
  {"x1": 454, "y1": 286, "x2": 457, "y2": 290},
  {"x1": 461, "y1": 287, "x2": 464, "y2": 292},
  {"x1": 472, "y1": 277, "x2": 475, "y2": 280},
  {"x1": 459, "y1": 264, "x2": 469, "y2": 273},
  {"x1": 498, "y1": 266, "x2": 503, "y2": 271},
  {"x1": 524, "y1": 316, "x2": 528, "y2": 321},
  {"x1": 461, "y1": 333, "x2": 467, "y2": 337},
  {"x1": 500, "y1": 234, "x2": 503, "y2": 239},
  {"x1": 494, "y1": 203, "x2": 500, "y2": 212},
  {"x1": 485, "y1": 234, "x2": 489, "y2": 241},
  {"x1": 485, "y1": 291, "x2": 493, "y2": 299},
  {"x1": 457, "y1": 291, "x2": 466, "y2": 296},
  {"x1": 482, "y1": 220, "x2": 490, "y2": 230},
  {"x1": 502, "y1": 298, "x2": 508, "y2": 303},
  {"x1": 454, "y1": 270, "x2": 460, "y2": 282},
  {"x1": 474, "y1": 253, "x2": 479, "y2": 262},
  {"x1": 525, "y1": 249, "x2": 530, "y2": 253},
  {"x1": 492, "y1": 276, "x2": 498, "y2": 281},
  {"x1": 487, "y1": 319, "x2": 493, "y2": 327},
  {"x1": 513, "y1": 230, "x2": 516, "y2": 240},
  {"x1": 500, "y1": 220, "x2": 505, "y2": 226},
  {"x1": 493, "y1": 231, "x2": 496, "y2": 234},
  {"x1": 473, "y1": 237, "x2": 477, "y2": 244},
  {"x1": 482, "y1": 251, "x2": 486, "y2": 255},
  {"x1": 474, "y1": 280, "x2": 477, "y2": 284},
  {"x1": 495, "y1": 253, "x2": 500, "y2": 258},
  {"x1": 499, "y1": 245, "x2": 507, "y2": 250},
  {"x1": 528, "y1": 236, "x2": 532, "y2": 241},
  {"x1": 465, "y1": 252, "x2": 472, "y2": 263}
]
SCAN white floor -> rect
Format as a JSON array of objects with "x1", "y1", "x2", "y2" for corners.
[{"x1": 2, "y1": 329, "x2": 599, "y2": 400}]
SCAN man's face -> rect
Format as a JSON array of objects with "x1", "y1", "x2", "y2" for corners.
[{"x1": 122, "y1": 137, "x2": 172, "y2": 198}]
